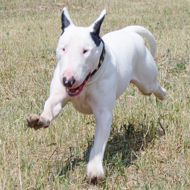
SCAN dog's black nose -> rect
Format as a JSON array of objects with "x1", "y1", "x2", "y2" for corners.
[{"x1": 63, "y1": 76, "x2": 76, "y2": 87}]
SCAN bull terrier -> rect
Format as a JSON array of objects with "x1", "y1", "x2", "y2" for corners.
[{"x1": 27, "y1": 8, "x2": 166, "y2": 179}]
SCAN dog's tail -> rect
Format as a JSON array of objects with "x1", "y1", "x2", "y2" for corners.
[{"x1": 127, "y1": 26, "x2": 157, "y2": 57}]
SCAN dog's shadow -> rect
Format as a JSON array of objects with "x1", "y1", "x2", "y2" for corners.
[{"x1": 56, "y1": 121, "x2": 165, "y2": 184}]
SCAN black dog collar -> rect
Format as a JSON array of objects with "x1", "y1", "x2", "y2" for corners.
[{"x1": 90, "y1": 40, "x2": 105, "y2": 77}]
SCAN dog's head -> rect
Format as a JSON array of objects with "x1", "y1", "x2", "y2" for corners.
[{"x1": 56, "y1": 8, "x2": 106, "y2": 96}]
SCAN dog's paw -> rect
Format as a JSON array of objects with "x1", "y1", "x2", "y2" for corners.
[
  {"x1": 154, "y1": 85, "x2": 167, "y2": 101},
  {"x1": 87, "y1": 159, "x2": 104, "y2": 180},
  {"x1": 160, "y1": 86, "x2": 167, "y2": 100},
  {"x1": 27, "y1": 114, "x2": 50, "y2": 130}
]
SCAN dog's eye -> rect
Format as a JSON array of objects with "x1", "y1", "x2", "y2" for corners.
[
  {"x1": 83, "y1": 50, "x2": 88, "y2": 54},
  {"x1": 62, "y1": 48, "x2": 65, "y2": 52}
]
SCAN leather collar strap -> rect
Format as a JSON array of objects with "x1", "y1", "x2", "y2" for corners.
[{"x1": 90, "y1": 40, "x2": 105, "y2": 77}]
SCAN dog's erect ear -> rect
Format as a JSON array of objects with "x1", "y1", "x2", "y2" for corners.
[
  {"x1": 90, "y1": 9, "x2": 106, "y2": 46},
  {"x1": 61, "y1": 7, "x2": 74, "y2": 33}
]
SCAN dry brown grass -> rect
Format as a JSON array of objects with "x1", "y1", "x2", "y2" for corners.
[{"x1": 1, "y1": 0, "x2": 190, "y2": 189}]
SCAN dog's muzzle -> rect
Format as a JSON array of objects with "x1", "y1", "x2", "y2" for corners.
[{"x1": 65, "y1": 73, "x2": 91, "y2": 96}]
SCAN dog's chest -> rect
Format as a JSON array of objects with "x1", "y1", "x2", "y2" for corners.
[{"x1": 70, "y1": 96, "x2": 93, "y2": 114}]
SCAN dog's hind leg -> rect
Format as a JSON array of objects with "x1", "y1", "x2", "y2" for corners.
[
  {"x1": 130, "y1": 46, "x2": 166, "y2": 100},
  {"x1": 130, "y1": 79, "x2": 166, "y2": 100}
]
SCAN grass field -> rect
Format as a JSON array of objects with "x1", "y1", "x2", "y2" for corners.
[{"x1": 1, "y1": 0, "x2": 190, "y2": 189}]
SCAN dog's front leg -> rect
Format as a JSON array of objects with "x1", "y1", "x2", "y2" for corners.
[
  {"x1": 27, "y1": 92, "x2": 68, "y2": 130},
  {"x1": 87, "y1": 109, "x2": 113, "y2": 180}
]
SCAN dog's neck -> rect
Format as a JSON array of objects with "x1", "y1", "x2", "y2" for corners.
[{"x1": 90, "y1": 40, "x2": 105, "y2": 77}]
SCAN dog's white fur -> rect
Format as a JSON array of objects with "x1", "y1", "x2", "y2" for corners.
[{"x1": 27, "y1": 8, "x2": 166, "y2": 179}]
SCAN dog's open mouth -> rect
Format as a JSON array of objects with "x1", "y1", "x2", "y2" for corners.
[{"x1": 66, "y1": 73, "x2": 91, "y2": 97}]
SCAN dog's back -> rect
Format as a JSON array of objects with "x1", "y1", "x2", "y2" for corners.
[{"x1": 102, "y1": 26, "x2": 159, "y2": 98}]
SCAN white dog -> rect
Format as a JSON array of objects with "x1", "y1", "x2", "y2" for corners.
[{"x1": 27, "y1": 8, "x2": 166, "y2": 179}]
